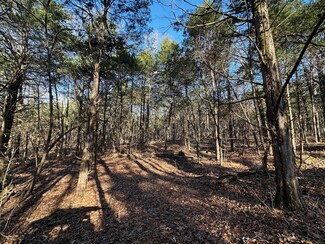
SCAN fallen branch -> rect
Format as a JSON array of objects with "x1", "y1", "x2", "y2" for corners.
[{"x1": 216, "y1": 168, "x2": 264, "y2": 185}]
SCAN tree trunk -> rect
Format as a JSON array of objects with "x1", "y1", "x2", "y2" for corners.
[
  {"x1": 77, "y1": 61, "x2": 100, "y2": 195},
  {"x1": 129, "y1": 80, "x2": 135, "y2": 155},
  {"x1": 295, "y1": 74, "x2": 304, "y2": 170},
  {"x1": 316, "y1": 50, "x2": 325, "y2": 135},
  {"x1": 164, "y1": 103, "x2": 173, "y2": 151},
  {"x1": 146, "y1": 83, "x2": 151, "y2": 144},
  {"x1": 0, "y1": 73, "x2": 24, "y2": 177},
  {"x1": 306, "y1": 61, "x2": 321, "y2": 142},
  {"x1": 0, "y1": 27, "x2": 28, "y2": 176},
  {"x1": 102, "y1": 93, "x2": 108, "y2": 149},
  {"x1": 210, "y1": 70, "x2": 222, "y2": 163},
  {"x1": 252, "y1": 0, "x2": 306, "y2": 210},
  {"x1": 227, "y1": 80, "x2": 234, "y2": 152},
  {"x1": 183, "y1": 85, "x2": 191, "y2": 150},
  {"x1": 24, "y1": 16, "x2": 55, "y2": 196},
  {"x1": 286, "y1": 84, "x2": 296, "y2": 156},
  {"x1": 64, "y1": 85, "x2": 70, "y2": 156}
]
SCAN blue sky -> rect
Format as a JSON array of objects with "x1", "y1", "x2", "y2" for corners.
[
  {"x1": 149, "y1": 0, "x2": 314, "y2": 44},
  {"x1": 149, "y1": 0, "x2": 202, "y2": 43}
]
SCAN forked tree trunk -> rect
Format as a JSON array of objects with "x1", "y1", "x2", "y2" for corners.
[{"x1": 252, "y1": 0, "x2": 306, "y2": 210}]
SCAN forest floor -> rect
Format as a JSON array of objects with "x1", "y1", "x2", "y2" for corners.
[{"x1": 1, "y1": 142, "x2": 325, "y2": 243}]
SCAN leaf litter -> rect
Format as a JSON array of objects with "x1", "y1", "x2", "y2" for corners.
[{"x1": 0, "y1": 143, "x2": 324, "y2": 243}]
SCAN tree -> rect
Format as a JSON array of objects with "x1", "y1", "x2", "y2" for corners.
[
  {"x1": 251, "y1": 0, "x2": 306, "y2": 210},
  {"x1": 184, "y1": 4, "x2": 234, "y2": 164},
  {"x1": 0, "y1": 0, "x2": 32, "y2": 179},
  {"x1": 24, "y1": 0, "x2": 72, "y2": 195},
  {"x1": 173, "y1": 0, "x2": 324, "y2": 210},
  {"x1": 68, "y1": 0, "x2": 151, "y2": 194}
]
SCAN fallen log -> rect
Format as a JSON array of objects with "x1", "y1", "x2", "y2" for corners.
[{"x1": 214, "y1": 168, "x2": 263, "y2": 185}]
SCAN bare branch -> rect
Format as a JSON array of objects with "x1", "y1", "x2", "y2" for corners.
[{"x1": 276, "y1": 12, "x2": 325, "y2": 113}]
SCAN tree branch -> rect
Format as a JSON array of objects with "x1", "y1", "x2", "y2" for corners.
[{"x1": 275, "y1": 13, "x2": 325, "y2": 113}]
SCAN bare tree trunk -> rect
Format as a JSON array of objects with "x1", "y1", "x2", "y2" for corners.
[
  {"x1": 54, "y1": 82, "x2": 64, "y2": 157},
  {"x1": 248, "y1": 45, "x2": 265, "y2": 154},
  {"x1": 183, "y1": 85, "x2": 191, "y2": 150},
  {"x1": 210, "y1": 70, "x2": 222, "y2": 163},
  {"x1": 164, "y1": 103, "x2": 173, "y2": 151},
  {"x1": 295, "y1": 74, "x2": 304, "y2": 170},
  {"x1": 286, "y1": 84, "x2": 296, "y2": 156},
  {"x1": 306, "y1": 65, "x2": 321, "y2": 142},
  {"x1": 35, "y1": 83, "x2": 41, "y2": 162},
  {"x1": 146, "y1": 83, "x2": 151, "y2": 144},
  {"x1": 252, "y1": 80, "x2": 265, "y2": 151},
  {"x1": 316, "y1": 50, "x2": 325, "y2": 136},
  {"x1": 189, "y1": 102, "x2": 201, "y2": 162},
  {"x1": 172, "y1": 95, "x2": 176, "y2": 143},
  {"x1": 227, "y1": 80, "x2": 234, "y2": 152},
  {"x1": 300, "y1": 93, "x2": 310, "y2": 144},
  {"x1": 64, "y1": 85, "x2": 70, "y2": 156},
  {"x1": 77, "y1": 61, "x2": 100, "y2": 195},
  {"x1": 139, "y1": 79, "x2": 146, "y2": 146},
  {"x1": 117, "y1": 82, "x2": 124, "y2": 151},
  {"x1": 102, "y1": 93, "x2": 108, "y2": 149},
  {"x1": 183, "y1": 112, "x2": 190, "y2": 150},
  {"x1": 76, "y1": 97, "x2": 83, "y2": 155},
  {"x1": 24, "y1": 133, "x2": 29, "y2": 161},
  {"x1": 252, "y1": 0, "x2": 306, "y2": 210},
  {"x1": 129, "y1": 80, "x2": 135, "y2": 155}
]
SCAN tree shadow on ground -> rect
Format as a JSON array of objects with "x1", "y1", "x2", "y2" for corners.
[
  {"x1": 95, "y1": 159, "x2": 222, "y2": 243},
  {"x1": 160, "y1": 153, "x2": 236, "y2": 176},
  {"x1": 1, "y1": 160, "x2": 79, "y2": 234},
  {"x1": 4, "y1": 150, "x2": 324, "y2": 243},
  {"x1": 22, "y1": 207, "x2": 100, "y2": 243}
]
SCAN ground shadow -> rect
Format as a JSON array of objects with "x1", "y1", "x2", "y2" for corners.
[
  {"x1": 1, "y1": 159, "x2": 79, "y2": 233},
  {"x1": 3, "y1": 147, "x2": 324, "y2": 243},
  {"x1": 22, "y1": 207, "x2": 100, "y2": 243}
]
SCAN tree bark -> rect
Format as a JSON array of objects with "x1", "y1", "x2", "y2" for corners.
[
  {"x1": 77, "y1": 61, "x2": 100, "y2": 195},
  {"x1": 252, "y1": 0, "x2": 306, "y2": 210}
]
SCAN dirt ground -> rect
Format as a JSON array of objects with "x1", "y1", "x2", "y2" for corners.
[{"x1": 1, "y1": 143, "x2": 325, "y2": 243}]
